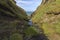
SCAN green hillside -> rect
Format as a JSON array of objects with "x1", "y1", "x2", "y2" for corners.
[
  {"x1": 1, "y1": 0, "x2": 60, "y2": 40},
  {"x1": 32, "y1": 0, "x2": 60, "y2": 40},
  {"x1": 0, "y1": 0, "x2": 29, "y2": 40}
]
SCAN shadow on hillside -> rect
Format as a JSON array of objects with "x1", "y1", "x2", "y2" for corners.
[{"x1": 30, "y1": 33, "x2": 49, "y2": 40}]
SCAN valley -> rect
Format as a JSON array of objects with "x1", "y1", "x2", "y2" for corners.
[{"x1": 0, "y1": 0, "x2": 60, "y2": 40}]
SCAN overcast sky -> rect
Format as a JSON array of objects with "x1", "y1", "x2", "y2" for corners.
[{"x1": 15, "y1": 0, "x2": 42, "y2": 12}]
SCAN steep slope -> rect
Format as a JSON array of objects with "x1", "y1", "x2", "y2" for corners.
[
  {"x1": 0, "y1": 0, "x2": 29, "y2": 40},
  {"x1": 32, "y1": 0, "x2": 60, "y2": 40}
]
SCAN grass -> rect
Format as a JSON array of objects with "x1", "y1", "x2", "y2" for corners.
[
  {"x1": 0, "y1": 0, "x2": 28, "y2": 40},
  {"x1": 10, "y1": 33, "x2": 23, "y2": 40},
  {"x1": 24, "y1": 27, "x2": 39, "y2": 36},
  {"x1": 0, "y1": 0, "x2": 28, "y2": 20},
  {"x1": 32, "y1": 0, "x2": 60, "y2": 40}
]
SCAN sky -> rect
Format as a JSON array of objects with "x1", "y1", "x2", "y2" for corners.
[{"x1": 15, "y1": 0, "x2": 42, "y2": 12}]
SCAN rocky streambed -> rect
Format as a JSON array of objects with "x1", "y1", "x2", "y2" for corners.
[{"x1": 23, "y1": 20, "x2": 49, "y2": 40}]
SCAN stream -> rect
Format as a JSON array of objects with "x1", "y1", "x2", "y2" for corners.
[{"x1": 24, "y1": 19, "x2": 49, "y2": 40}]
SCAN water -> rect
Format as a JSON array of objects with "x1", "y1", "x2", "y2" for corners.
[{"x1": 28, "y1": 20, "x2": 33, "y2": 26}]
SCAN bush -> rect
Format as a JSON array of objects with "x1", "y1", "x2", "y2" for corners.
[{"x1": 24, "y1": 27, "x2": 39, "y2": 36}]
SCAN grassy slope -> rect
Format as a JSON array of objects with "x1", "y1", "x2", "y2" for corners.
[
  {"x1": 0, "y1": 0, "x2": 28, "y2": 40},
  {"x1": 0, "y1": 0, "x2": 28, "y2": 20},
  {"x1": 32, "y1": 0, "x2": 60, "y2": 40}
]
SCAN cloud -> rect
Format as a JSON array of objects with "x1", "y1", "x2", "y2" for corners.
[
  {"x1": 15, "y1": 0, "x2": 42, "y2": 11},
  {"x1": 17, "y1": 1, "x2": 33, "y2": 5},
  {"x1": 16, "y1": 0, "x2": 35, "y2": 1},
  {"x1": 22, "y1": 0, "x2": 32, "y2": 1}
]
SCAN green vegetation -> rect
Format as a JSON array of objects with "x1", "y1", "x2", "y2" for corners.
[
  {"x1": 0, "y1": 0, "x2": 28, "y2": 20},
  {"x1": 10, "y1": 33, "x2": 23, "y2": 40},
  {"x1": 1, "y1": 0, "x2": 60, "y2": 40},
  {"x1": 32, "y1": 0, "x2": 60, "y2": 40},
  {"x1": 24, "y1": 27, "x2": 39, "y2": 36},
  {"x1": 0, "y1": 0, "x2": 28, "y2": 40}
]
